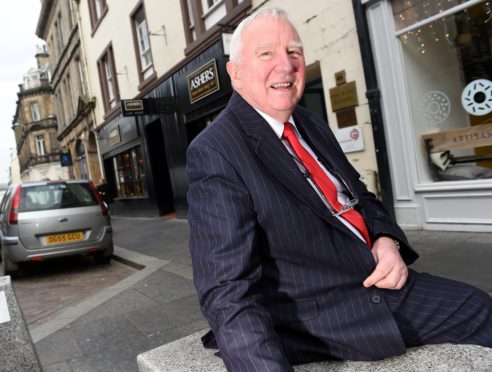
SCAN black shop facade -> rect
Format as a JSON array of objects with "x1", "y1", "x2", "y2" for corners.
[{"x1": 97, "y1": 41, "x2": 233, "y2": 218}]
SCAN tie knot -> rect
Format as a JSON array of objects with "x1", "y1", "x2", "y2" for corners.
[{"x1": 283, "y1": 122, "x2": 295, "y2": 139}]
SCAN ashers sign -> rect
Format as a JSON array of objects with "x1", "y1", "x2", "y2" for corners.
[
  {"x1": 121, "y1": 99, "x2": 146, "y2": 116},
  {"x1": 121, "y1": 98, "x2": 176, "y2": 116},
  {"x1": 187, "y1": 59, "x2": 220, "y2": 104}
]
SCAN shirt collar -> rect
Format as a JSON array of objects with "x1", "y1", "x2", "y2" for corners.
[{"x1": 253, "y1": 109, "x2": 297, "y2": 139}]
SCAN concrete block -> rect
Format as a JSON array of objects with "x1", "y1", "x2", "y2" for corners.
[
  {"x1": 0, "y1": 275, "x2": 41, "y2": 371},
  {"x1": 137, "y1": 329, "x2": 492, "y2": 372}
]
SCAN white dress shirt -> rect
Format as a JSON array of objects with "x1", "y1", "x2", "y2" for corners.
[{"x1": 254, "y1": 109, "x2": 365, "y2": 243}]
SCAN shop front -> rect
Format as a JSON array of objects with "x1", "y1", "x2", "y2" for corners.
[
  {"x1": 97, "y1": 40, "x2": 233, "y2": 218},
  {"x1": 361, "y1": 0, "x2": 492, "y2": 231},
  {"x1": 98, "y1": 114, "x2": 156, "y2": 216}
]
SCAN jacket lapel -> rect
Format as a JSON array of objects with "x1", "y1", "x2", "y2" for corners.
[
  {"x1": 292, "y1": 110, "x2": 359, "y2": 195},
  {"x1": 230, "y1": 93, "x2": 333, "y2": 223}
]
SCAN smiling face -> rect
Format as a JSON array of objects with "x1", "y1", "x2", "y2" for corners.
[{"x1": 226, "y1": 15, "x2": 306, "y2": 122}]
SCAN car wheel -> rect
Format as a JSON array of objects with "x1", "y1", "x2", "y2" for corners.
[
  {"x1": 94, "y1": 249, "x2": 112, "y2": 265},
  {"x1": 1, "y1": 249, "x2": 19, "y2": 278}
]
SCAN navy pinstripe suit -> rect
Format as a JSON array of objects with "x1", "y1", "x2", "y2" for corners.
[{"x1": 187, "y1": 92, "x2": 492, "y2": 371}]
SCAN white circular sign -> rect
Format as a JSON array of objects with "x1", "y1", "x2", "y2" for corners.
[
  {"x1": 461, "y1": 79, "x2": 492, "y2": 116},
  {"x1": 420, "y1": 91, "x2": 451, "y2": 125}
]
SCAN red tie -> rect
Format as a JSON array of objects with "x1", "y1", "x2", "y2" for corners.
[{"x1": 282, "y1": 122, "x2": 372, "y2": 248}]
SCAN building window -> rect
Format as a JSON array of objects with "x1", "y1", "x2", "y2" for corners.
[
  {"x1": 31, "y1": 102, "x2": 41, "y2": 122},
  {"x1": 55, "y1": 90, "x2": 67, "y2": 128},
  {"x1": 67, "y1": 0, "x2": 75, "y2": 31},
  {"x1": 76, "y1": 139, "x2": 89, "y2": 179},
  {"x1": 202, "y1": 0, "x2": 226, "y2": 30},
  {"x1": 392, "y1": 0, "x2": 492, "y2": 182},
  {"x1": 180, "y1": 0, "x2": 251, "y2": 53},
  {"x1": 64, "y1": 76, "x2": 75, "y2": 117},
  {"x1": 36, "y1": 135, "x2": 46, "y2": 156},
  {"x1": 54, "y1": 20, "x2": 64, "y2": 56},
  {"x1": 77, "y1": 58, "x2": 88, "y2": 96},
  {"x1": 112, "y1": 146, "x2": 147, "y2": 198},
  {"x1": 97, "y1": 45, "x2": 119, "y2": 114},
  {"x1": 88, "y1": 0, "x2": 108, "y2": 33},
  {"x1": 131, "y1": 4, "x2": 154, "y2": 84}
]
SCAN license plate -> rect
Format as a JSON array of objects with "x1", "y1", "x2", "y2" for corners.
[{"x1": 44, "y1": 232, "x2": 84, "y2": 245}]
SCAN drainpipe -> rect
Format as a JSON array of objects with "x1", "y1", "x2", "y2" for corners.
[{"x1": 352, "y1": 0, "x2": 395, "y2": 219}]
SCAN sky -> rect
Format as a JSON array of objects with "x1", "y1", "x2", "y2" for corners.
[{"x1": 0, "y1": 1, "x2": 44, "y2": 184}]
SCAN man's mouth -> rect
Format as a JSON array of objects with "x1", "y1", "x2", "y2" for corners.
[{"x1": 271, "y1": 82, "x2": 293, "y2": 89}]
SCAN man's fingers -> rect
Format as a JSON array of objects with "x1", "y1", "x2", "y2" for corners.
[
  {"x1": 364, "y1": 264, "x2": 408, "y2": 289},
  {"x1": 394, "y1": 270, "x2": 408, "y2": 289},
  {"x1": 363, "y1": 265, "x2": 390, "y2": 288}
]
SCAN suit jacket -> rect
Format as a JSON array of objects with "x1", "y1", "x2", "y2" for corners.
[{"x1": 187, "y1": 92, "x2": 419, "y2": 371}]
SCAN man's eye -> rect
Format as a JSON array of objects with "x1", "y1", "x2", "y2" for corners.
[
  {"x1": 260, "y1": 51, "x2": 272, "y2": 57},
  {"x1": 288, "y1": 49, "x2": 303, "y2": 57}
]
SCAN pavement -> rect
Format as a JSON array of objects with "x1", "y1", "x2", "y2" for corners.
[{"x1": 27, "y1": 216, "x2": 492, "y2": 372}]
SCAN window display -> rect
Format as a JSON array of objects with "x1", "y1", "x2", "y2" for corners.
[
  {"x1": 113, "y1": 146, "x2": 147, "y2": 198},
  {"x1": 392, "y1": 0, "x2": 492, "y2": 181}
]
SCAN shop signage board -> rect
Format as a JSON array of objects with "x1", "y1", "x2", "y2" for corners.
[
  {"x1": 109, "y1": 125, "x2": 121, "y2": 146},
  {"x1": 121, "y1": 99, "x2": 147, "y2": 116},
  {"x1": 187, "y1": 59, "x2": 220, "y2": 104}
]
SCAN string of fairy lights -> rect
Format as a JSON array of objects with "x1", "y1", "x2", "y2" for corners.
[{"x1": 393, "y1": 0, "x2": 491, "y2": 54}]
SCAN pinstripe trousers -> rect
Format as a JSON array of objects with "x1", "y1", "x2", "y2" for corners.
[{"x1": 385, "y1": 270, "x2": 492, "y2": 348}]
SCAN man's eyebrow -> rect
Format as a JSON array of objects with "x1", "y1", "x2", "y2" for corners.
[
  {"x1": 254, "y1": 41, "x2": 303, "y2": 51},
  {"x1": 255, "y1": 43, "x2": 274, "y2": 50},
  {"x1": 288, "y1": 41, "x2": 303, "y2": 48}
]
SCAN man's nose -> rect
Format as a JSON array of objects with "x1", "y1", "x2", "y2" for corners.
[{"x1": 275, "y1": 52, "x2": 295, "y2": 73}]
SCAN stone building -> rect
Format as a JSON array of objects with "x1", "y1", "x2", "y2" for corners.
[
  {"x1": 12, "y1": 46, "x2": 63, "y2": 182},
  {"x1": 36, "y1": 0, "x2": 102, "y2": 183}
]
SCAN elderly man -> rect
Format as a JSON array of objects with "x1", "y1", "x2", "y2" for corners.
[{"x1": 186, "y1": 7, "x2": 492, "y2": 371}]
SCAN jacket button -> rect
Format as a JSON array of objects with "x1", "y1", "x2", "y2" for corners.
[{"x1": 371, "y1": 294, "x2": 381, "y2": 304}]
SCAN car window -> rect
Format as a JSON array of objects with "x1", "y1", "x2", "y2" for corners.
[
  {"x1": 0, "y1": 187, "x2": 13, "y2": 214},
  {"x1": 19, "y1": 183, "x2": 98, "y2": 212}
]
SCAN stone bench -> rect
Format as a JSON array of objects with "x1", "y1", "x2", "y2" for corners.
[
  {"x1": 137, "y1": 329, "x2": 492, "y2": 371},
  {"x1": 0, "y1": 275, "x2": 42, "y2": 371}
]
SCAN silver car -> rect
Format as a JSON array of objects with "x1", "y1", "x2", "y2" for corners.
[{"x1": 0, "y1": 180, "x2": 113, "y2": 277}]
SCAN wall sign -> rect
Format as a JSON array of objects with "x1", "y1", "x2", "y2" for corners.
[
  {"x1": 109, "y1": 125, "x2": 121, "y2": 146},
  {"x1": 335, "y1": 125, "x2": 365, "y2": 153},
  {"x1": 329, "y1": 81, "x2": 358, "y2": 112},
  {"x1": 187, "y1": 59, "x2": 220, "y2": 104},
  {"x1": 59, "y1": 152, "x2": 73, "y2": 166}
]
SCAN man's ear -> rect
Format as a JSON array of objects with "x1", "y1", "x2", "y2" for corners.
[{"x1": 226, "y1": 61, "x2": 241, "y2": 91}]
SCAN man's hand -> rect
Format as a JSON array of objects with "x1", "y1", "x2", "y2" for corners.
[{"x1": 363, "y1": 236, "x2": 408, "y2": 290}]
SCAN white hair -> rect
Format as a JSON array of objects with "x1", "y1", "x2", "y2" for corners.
[{"x1": 228, "y1": 7, "x2": 291, "y2": 62}]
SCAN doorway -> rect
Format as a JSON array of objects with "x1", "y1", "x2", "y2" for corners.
[{"x1": 145, "y1": 120, "x2": 175, "y2": 215}]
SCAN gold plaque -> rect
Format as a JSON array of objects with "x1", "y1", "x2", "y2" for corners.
[
  {"x1": 335, "y1": 70, "x2": 346, "y2": 86},
  {"x1": 329, "y1": 81, "x2": 358, "y2": 112}
]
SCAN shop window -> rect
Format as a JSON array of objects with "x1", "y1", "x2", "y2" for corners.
[
  {"x1": 180, "y1": 0, "x2": 251, "y2": 54},
  {"x1": 392, "y1": 0, "x2": 492, "y2": 182},
  {"x1": 97, "y1": 44, "x2": 120, "y2": 115},
  {"x1": 131, "y1": 4, "x2": 155, "y2": 85},
  {"x1": 88, "y1": 0, "x2": 108, "y2": 34},
  {"x1": 112, "y1": 146, "x2": 148, "y2": 198},
  {"x1": 31, "y1": 102, "x2": 41, "y2": 122}
]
